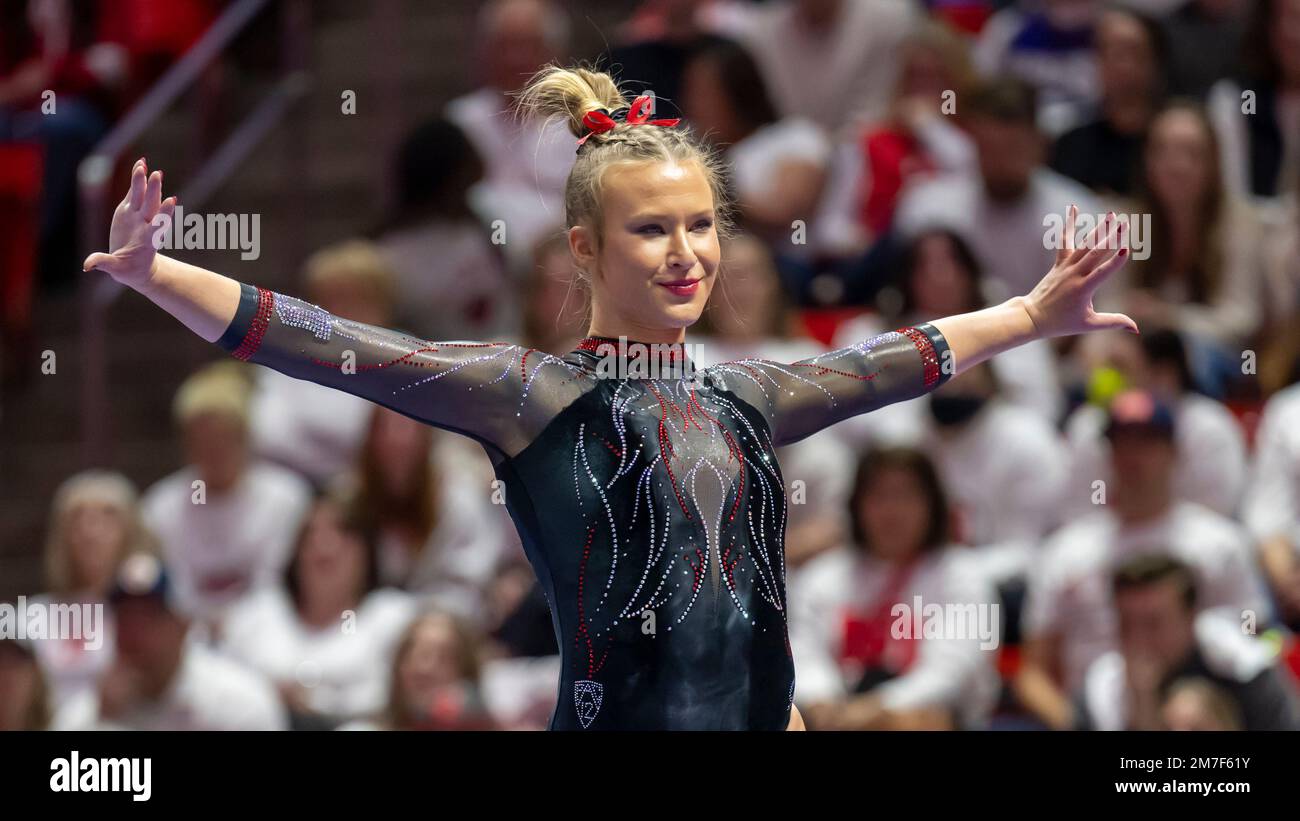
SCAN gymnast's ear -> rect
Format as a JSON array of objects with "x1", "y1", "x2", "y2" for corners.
[{"x1": 567, "y1": 222, "x2": 599, "y2": 279}]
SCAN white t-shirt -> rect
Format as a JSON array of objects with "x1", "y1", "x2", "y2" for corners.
[
  {"x1": 788, "y1": 545, "x2": 1001, "y2": 727},
  {"x1": 727, "y1": 117, "x2": 831, "y2": 204},
  {"x1": 1063, "y1": 394, "x2": 1247, "y2": 520},
  {"x1": 28, "y1": 594, "x2": 116, "y2": 712},
  {"x1": 445, "y1": 87, "x2": 575, "y2": 263},
  {"x1": 1243, "y1": 383, "x2": 1300, "y2": 547},
  {"x1": 1024, "y1": 501, "x2": 1269, "y2": 693},
  {"x1": 55, "y1": 639, "x2": 287, "y2": 731},
  {"x1": 707, "y1": 0, "x2": 917, "y2": 139},
  {"x1": 248, "y1": 367, "x2": 373, "y2": 487},
  {"x1": 141, "y1": 462, "x2": 312, "y2": 622},
  {"x1": 376, "y1": 219, "x2": 519, "y2": 343},
  {"x1": 219, "y1": 586, "x2": 417, "y2": 720},
  {"x1": 1081, "y1": 612, "x2": 1279, "y2": 731}
]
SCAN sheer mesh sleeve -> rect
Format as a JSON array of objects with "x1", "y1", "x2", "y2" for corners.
[
  {"x1": 215, "y1": 283, "x2": 583, "y2": 457},
  {"x1": 703, "y1": 324, "x2": 952, "y2": 446}
]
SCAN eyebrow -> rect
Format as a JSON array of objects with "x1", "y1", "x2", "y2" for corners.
[{"x1": 626, "y1": 211, "x2": 715, "y2": 222}]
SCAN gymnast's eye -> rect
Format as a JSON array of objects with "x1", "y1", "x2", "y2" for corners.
[
  {"x1": 637, "y1": 224, "x2": 665, "y2": 235},
  {"x1": 692, "y1": 219, "x2": 714, "y2": 232}
]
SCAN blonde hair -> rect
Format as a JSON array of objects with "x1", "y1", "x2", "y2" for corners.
[
  {"x1": 43, "y1": 470, "x2": 157, "y2": 595},
  {"x1": 302, "y1": 239, "x2": 397, "y2": 315},
  {"x1": 172, "y1": 361, "x2": 255, "y2": 428},
  {"x1": 513, "y1": 63, "x2": 734, "y2": 253}
]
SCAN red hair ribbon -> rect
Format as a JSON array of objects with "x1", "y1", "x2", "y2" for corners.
[{"x1": 577, "y1": 95, "x2": 681, "y2": 146}]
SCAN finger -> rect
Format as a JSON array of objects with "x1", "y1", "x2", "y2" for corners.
[
  {"x1": 156, "y1": 195, "x2": 178, "y2": 227},
  {"x1": 128, "y1": 162, "x2": 147, "y2": 211},
  {"x1": 1058, "y1": 203, "x2": 1077, "y2": 266},
  {"x1": 1079, "y1": 216, "x2": 1122, "y2": 272},
  {"x1": 1090, "y1": 310, "x2": 1139, "y2": 335},
  {"x1": 144, "y1": 170, "x2": 163, "y2": 217},
  {"x1": 1070, "y1": 211, "x2": 1112, "y2": 265},
  {"x1": 83, "y1": 252, "x2": 118, "y2": 273}
]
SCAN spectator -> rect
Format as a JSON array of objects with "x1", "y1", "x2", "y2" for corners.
[
  {"x1": 1114, "y1": 102, "x2": 1269, "y2": 392},
  {"x1": 1159, "y1": 0, "x2": 1249, "y2": 101},
  {"x1": 334, "y1": 405, "x2": 515, "y2": 624},
  {"x1": 1206, "y1": 0, "x2": 1300, "y2": 200},
  {"x1": 0, "y1": 637, "x2": 51, "y2": 730},
  {"x1": 248, "y1": 240, "x2": 394, "y2": 488},
  {"x1": 1078, "y1": 555, "x2": 1300, "y2": 730},
  {"x1": 1017, "y1": 389, "x2": 1269, "y2": 729},
  {"x1": 604, "y1": 0, "x2": 728, "y2": 120},
  {"x1": 682, "y1": 38, "x2": 831, "y2": 245},
  {"x1": 219, "y1": 490, "x2": 417, "y2": 729},
  {"x1": 922, "y1": 363, "x2": 1070, "y2": 586},
  {"x1": 893, "y1": 77, "x2": 1102, "y2": 303},
  {"x1": 59, "y1": 554, "x2": 287, "y2": 730},
  {"x1": 32, "y1": 469, "x2": 155, "y2": 710},
  {"x1": 1049, "y1": 7, "x2": 1166, "y2": 198},
  {"x1": 344, "y1": 610, "x2": 494, "y2": 730},
  {"x1": 445, "y1": 0, "x2": 576, "y2": 258},
  {"x1": 706, "y1": 0, "x2": 919, "y2": 140},
  {"x1": 140, "y1": 362, "x2": 312, "y2": 627},
  {"x1": 374, "y1": 119, "x2": 517, "y2": 340},
  {"x1": 790, "y1": 446, "x2": 1001, "y2": 729},
  {"x1": 1243, "y1": 378, "x2": 1300, "y2": 628},
  {"x1": 973, "y1": 0, "x2": 1102, "y2": 136},
  {"x1": 1064, "y1": 327, "x2": 1247, "y2": 518},
  {"x1": 856, "y1": 20, "x2": 976, "y2": 239}
]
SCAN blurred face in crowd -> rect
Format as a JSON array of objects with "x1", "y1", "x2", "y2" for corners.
[
  {"x1": 710, "y1": 238, "x2": 781, "y2": 339},
  {"x1": 370, "y1": 407, "x2": 431, "y2": 497},
  {"x1": 898, "y1": 42, "x2": 951, "y2": 103},
  {"x1": 1162, "y1": 682, "x2": 1238, "y2": 730},
  {"x1": 857, "y1": 466, "x2": 931, "y2": 562},
  {"x1": 310, "y1": 277, "x2": 390, "y2": 327},
  {"x1": 483, "y1": 0, "x2": 562, "y2": 95},
  {"x1": 572, "y1": 160, "x2": 720, "y2": 342},
  {"x1": 1273, "y1": 0, "x2": 1300, "y2": 86},
  {"x1": 183, "y1": 411, "x2": 248, "y2": 493},
  {"x1": 795, "y1": 0, "x2": 843, "y2": 29},
  {"x1": 682, "y1": 57, "x2": 743, "y2": 145},
  {"x1": 1096, "y1": 10, "x2": 1158, "y2": 102},
  {"x1": 398, "y1": 615, "x2": 467, "y2": 711},
  {"x1": 0, "y1": 644, "x2": 40, "y2": 731},
  {"x1": 1115, "y1": 578, "x2": 1196, "y2": 673},
  {"x1": 1108, "y1": 427, "x2": 1176, "y2": 502},
  {"x1": 909, "y1": 233, "x2": 977, "y2": 317},
  {"x1": 114, "y1": 597, "x2": 187, "y2": 679},
  {"x1": 1144, "y1": 109, "x2": 1214, "y2": 209},
  {"x1": 295, "y1": 501, "x2": 368, "y2": 610},
  {"x1": 65, "y1": 499, "x2": 130, "y2": 595},
  {"x1": 968, "y1": 116, "x2": 1042, "y2": 202}
]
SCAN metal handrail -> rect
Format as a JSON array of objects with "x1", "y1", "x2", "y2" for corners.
[{"x1": 76, "y1": 0, "x2": 311, "y2": 466}]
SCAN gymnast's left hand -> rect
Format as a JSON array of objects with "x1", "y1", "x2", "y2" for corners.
[{"x1": 1020, "y1": 205, "x2": 1137, "y2": 339}]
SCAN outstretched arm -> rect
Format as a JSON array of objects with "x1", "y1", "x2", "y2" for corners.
[
  {"x1": 930, "y1": 205, "x2": 1136, "y2": 374},
  {"x1": 709, "y1": 206, "x2": 1133, "y2": 446},
  {"x1": 83, "y1": 159, "x2": 574, "y2": 455}
]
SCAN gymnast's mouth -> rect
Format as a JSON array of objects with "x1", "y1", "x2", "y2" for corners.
[{"x1": 658, "y1": 278, "x2": 701, "y2": 297}]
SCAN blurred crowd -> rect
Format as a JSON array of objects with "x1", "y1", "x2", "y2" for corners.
[{"x1": 4, "y1": 0, "x2": 1300, "y2": 731}]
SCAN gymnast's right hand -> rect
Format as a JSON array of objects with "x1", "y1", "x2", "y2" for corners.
[{"x1": 81, "y1": 157, "x2": 179, "y2": 290}]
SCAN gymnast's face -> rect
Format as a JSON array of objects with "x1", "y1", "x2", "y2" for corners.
[{"x1": 570, "y1": 159, "x2": 720, "y2": 343}]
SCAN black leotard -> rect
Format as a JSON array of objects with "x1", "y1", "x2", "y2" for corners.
[{"x1": 217, "y1": 283, "x2": 952, "y2": 729}]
